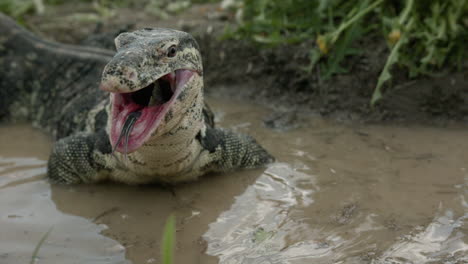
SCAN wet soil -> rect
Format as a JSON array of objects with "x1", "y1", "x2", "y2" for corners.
[
  {"x1": 22, "y1": 3, "x2": 468, "y2": 125},
  {"x1": 1, "y1": 96, "x2": 467, "y2": 264}
]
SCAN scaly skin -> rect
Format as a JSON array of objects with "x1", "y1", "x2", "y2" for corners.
[{"x1": 0, "y1": 14, "x2": 274, "y2": 184}]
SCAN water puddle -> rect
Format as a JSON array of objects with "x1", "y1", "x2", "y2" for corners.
[
  {"x1": 0, "y1": 125, "x2": 129, "y2": 264},
  {"x1": 0, "y1": 97, "x2": 467, "y2": 263}
]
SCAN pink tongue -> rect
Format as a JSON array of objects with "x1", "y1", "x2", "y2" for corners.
[{"x1": 112, "y1": 101, "x2": 165, "y2": 153}]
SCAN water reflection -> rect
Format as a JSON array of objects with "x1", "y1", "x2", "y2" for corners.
[
  {"x1": 204, "y1": 163, "x2": 324, "y2": 263},
  {"x1": 204, "y1": 161, "x2": 468, "y2": 264},
  {"x1": 378, "y1": 209, "x2": 468, "y2": 263}
]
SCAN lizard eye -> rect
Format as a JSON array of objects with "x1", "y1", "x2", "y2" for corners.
[{"x1": 167, "y1": 45, "x2": 177, "y2": 57}]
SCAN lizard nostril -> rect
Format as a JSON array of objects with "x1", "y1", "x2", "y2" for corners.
[
  {"x1": 128, "y1": 71, "x2": 136, "y2": 80},
  {"x1": 123, "y1": 68, "x2": 137, "y2": 81}
]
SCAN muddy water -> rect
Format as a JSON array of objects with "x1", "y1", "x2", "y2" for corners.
[{"x1": 1, "y1": 97, "x2": 467, "y2": 264}]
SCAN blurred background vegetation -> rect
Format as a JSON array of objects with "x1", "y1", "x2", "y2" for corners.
[{"x1": 1, "y1": 0, "x2": 467, "y2": 105}]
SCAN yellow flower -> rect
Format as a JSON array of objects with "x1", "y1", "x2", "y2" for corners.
[
  {"x1": 316, "y1": 35, "x2": 329, "y2": 54},
  {"x1": 388, "y1": 29, "x2": 401, "y2": 45}
]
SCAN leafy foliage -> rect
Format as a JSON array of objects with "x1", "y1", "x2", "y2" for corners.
[{"x1": 229, "y1": 0, "x2": 468, "y2": 105}]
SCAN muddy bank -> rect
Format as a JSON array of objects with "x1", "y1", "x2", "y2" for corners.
[{"x1": 21, "y1": 3, "x2": 468, "y2": 126}]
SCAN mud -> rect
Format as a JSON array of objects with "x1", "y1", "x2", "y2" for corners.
[{"x1": 1, "y1": 97, "x2": 467, "y2": 264}]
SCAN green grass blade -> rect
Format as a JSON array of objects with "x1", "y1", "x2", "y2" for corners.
[
  {"x1": 30, "y1": 226, "x2": 53, "y2": 264},
  {"x1": 161, "y1": 215, "x2": 176, "y2": 264}
]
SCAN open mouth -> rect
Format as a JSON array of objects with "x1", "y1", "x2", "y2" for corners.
[{"x1": 109, "y1": 69, "x2": 195, "y2": 153}]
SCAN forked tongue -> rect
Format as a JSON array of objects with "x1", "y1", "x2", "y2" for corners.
[{"x1": 112, "y1": 111, "x2": 142, "y2": 157}]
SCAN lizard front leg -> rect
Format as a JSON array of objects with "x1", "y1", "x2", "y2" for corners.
[
  {"x1": 47, "y1": 130, "x2": 112, "y2": 184},
  {"x1": 197, "y1": 127, "x2": 274, "y2": 173}
]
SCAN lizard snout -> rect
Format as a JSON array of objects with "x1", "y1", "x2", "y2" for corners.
[{"x1": 100, "y1": 63, "x2": 140, "y2": 92}]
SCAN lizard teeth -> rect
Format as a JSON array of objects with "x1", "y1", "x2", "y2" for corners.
[{"x1": 148, "y1": 95, "x2": 158, "y2": 107}]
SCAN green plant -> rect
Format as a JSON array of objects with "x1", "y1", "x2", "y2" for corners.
[
  {"x1": 228, "y1": 0, "x2": 468, "y2": 105},
  {"x1": 161, "y1": 214, "x2": 176, "y2": 264},
  {"x1": 30, "y1": 226, "x2": 53, "y2": 264},
  {"x1": 371, "y1": 0, "x2": 414, "y2": 105}
]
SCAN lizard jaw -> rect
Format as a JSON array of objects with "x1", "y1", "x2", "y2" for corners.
[{"x1": 109, "y1": 69, "x2": 195, "y2": 153}]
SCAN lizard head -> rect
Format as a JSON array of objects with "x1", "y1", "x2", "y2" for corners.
[{"x1": 99, "y1": 28, "x2": 203, "y2": 154}]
